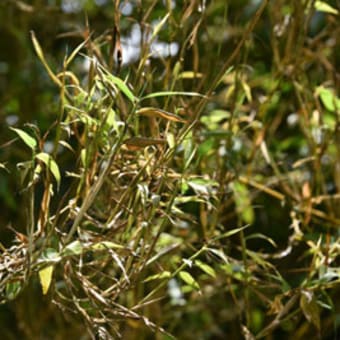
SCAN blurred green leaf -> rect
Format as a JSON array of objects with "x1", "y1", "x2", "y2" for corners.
[
  {"x1": 144, "y1": 271, "x2": 171, "y2": 283},
  {"x1": 195, "y1": 260, "x2": 216, "y2": 278},
  {"x1": 314, "y1": 1, "x2": 339, "y2": 15},
  {"x1": 5, "y1": 281, "x2": 22, "y2": 300},
  {"x1": 317, "y1": 86, "x2": 340, "y2": 112},
  {"x1": 10, "y1": 127, "x2": 37, "y2": 150},
  {"x1": 178, "y1": 271, "x2": 200, "y2": 290},
  {"x1": 300, "y1": 291, "x2": 321, "y2": 331},
  {"x1": 232, "y1": 181, "x2": 254, "y2": 225}
]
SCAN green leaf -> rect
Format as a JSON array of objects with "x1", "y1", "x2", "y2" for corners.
[
  {"x1": 212, "y1": 225, "x2": 250, "y2": 241},
  {"x1": 178, "y1": 271, "x2": 200, "y2": 290},
  {"x1": 207, "y1": 248, "x2": 229, "y2": 264},
  {"x1": 195, "y1": 260, "x2": 216, "y2": 278},
  {"x1": 100, "y1": 67, "x2": 136, "y2": 103},
  {"x1": 39, "y1": 265, "x2": 54, "y2": 295},
  {"x1": 35, "y1": 152, "x2": 61, "y2": 188},
  {"x1": 90, "y1": 241, "x2": 124, "y2": 251},
  {"x1": 245, "y1": 233, "x2": 277, "y2": 248},
  {"x1": 62, "y1": 240, "x2": 84, "y2": 256},
  {"x1": 151, "y1": 13, "x2": 170, "y2": 40},
  {"x1": 187, "y1": 178, "x2": 218, "y2": 195},
  {"x1": 5, "y1": 281, "x2": 22, "y2": 300},
  {"x1": 40, "y1": 248, "x2": 61, "y2": 262},
  {"x1": 317, "y1": 86, "x2": 340, "y2": 112},
  {"x1": 178, "y1": 71, "x2": 203, "y2": 79},
  {"x1": 143, "y1": 271, "x2": 171, "y2": 283},
  {"x1": 314, "y1": 1, "x2": 339, "y2": 15},
  {"x1": 232, "y1": 181, "x2": 254, "y2": 225},
  {"x1": 141, "y1": 91, "x2": 206, "y2": 101},
  {"x1": 300, "y1": 291, "x2": 321, "y2": 331},
  {"x1": 10, "y1": 127, "x2": 37, "y2": 150}
]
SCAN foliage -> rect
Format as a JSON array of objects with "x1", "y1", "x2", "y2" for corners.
[{"x1": 0, "y1": 0, "x2": 339, "y2": 339}]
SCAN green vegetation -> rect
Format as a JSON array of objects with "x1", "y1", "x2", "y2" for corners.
[{"x1": 0, "y1": 1, "x2": 339, "y2": 339}]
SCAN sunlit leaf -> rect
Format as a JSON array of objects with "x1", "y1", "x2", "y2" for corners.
[
  {"x1": 317, "y1": 86, "x2": 340, "y2": 112},
  {"x1": 10, "y1": 127, "x2": 37, "y2": 150},
  {"x1": 141, "y1": 91, "x2": 206, "y2": 101},
  {"x1": 35, "y1": 152, "x2": 61, "y2": 188},
  {"x1": 152, "y1": 13, "x2": 170, "y2": 39},
  {"x1": 314, "y1": 1, "x2": 339, "y2": 15},
  {"x1": 178, "y1": 71, "x2": 203, "y2": 79},
  {"x1": 39, "y1": 265, "x2": 54, "y2": 295},
  {"x1": 90, "y1": 241, "x2": 124, "y2": 251},
  {"x1": 178, "y1": 271, "x2": 200, "y2": 290},
  {"x1": 62, "y1": 240, "x2": 84, "y2": 256}
]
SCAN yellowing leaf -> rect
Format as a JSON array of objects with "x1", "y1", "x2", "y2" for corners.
[
  {"x1": 137, "y1": 107, "x2": 187, "y2": 123},
  {"x1": 124, "y1": 137, "x2": 166, "y2": 150},
  {"x1": 178, "y1": 71, "x2": 203, "y2": 79},
  {"x1": 31, "y1": 31, "x2": 62, "y2": 87},
  {"x1": 39, "y1": 265, "x2": 54, "y2": 295}
]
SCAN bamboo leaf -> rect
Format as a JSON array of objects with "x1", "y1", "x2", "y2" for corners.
[
  {"x1": 62, "y1": 240, "x2": 84, "y2": 256},
  {"x1": 90, "y1": 241, "x2": 124, "y2": 251},
  {"x1": 178, "y1": 271, "x2": 200, "y2": 290},
  {"x1": 141, "y1": 91, "x2": 206, "y2": 101},
  {"x1": 66, "y1": 38, "x2": 89, "y2": 67},
  {"x1": 300, "y1": 291, "x2": 321, "y2": 331},
  {"x1": 35, "y1": 152, "x2": 61, "y2": 188},
  {"x1": 124, "y1": 136, "x2": 166, "y2": 150},
  {"x1": 232, "y1": 181, "x2": 254, "y2": 225},
  {"x1": 137, "y1": 107, "x2": 187, "y2": 123},
  {"x1": 10, "y1": 127, "x2": 37, "y2": 150},
  {"x1": 212, "y1": 225, "x2": 250, "y2": 241},
  {"x1": 195, "y1": 260, "x2": 216, "y2": 278},
  {"x1": 151, "y1": 13, "x2": 170, "y2": 40},
  {"x1": 317, "y1": 86, "x2": 340, "y2": 112},
  {"x1": 31, "y1": 31, "x2": 62, "y2": 87},
  {"x1": 143, "y1": 271, "x2": 171, "y2": 283},
  {"x1": 99, "y1": 67, "x2": 136, "y2": 103}
]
